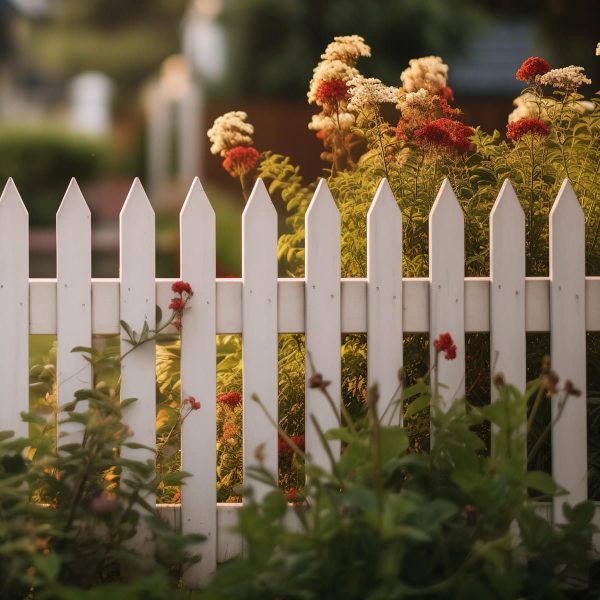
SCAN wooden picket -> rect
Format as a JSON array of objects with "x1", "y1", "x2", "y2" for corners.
[
  {"x1": 305, "y1": 179, "x2": 341, "y2": 467},
  {"x1": 549, "y1": 179, "x2": 587, "y2": 523},
  {"x1": 367, "y1": 179, "x2": 403, "y2": 422},
  {"x1": 2, "y1": 174, "x2": 599, "y2": 573},
  {"x1": 242, "y1": 179, "x2": 278, "y2": 498},
  {"x1": 56, "y1": 179, "x2": 92, "y2": 443},
  {"x1": 180, "y1": 178, "x2": 217, "y2": 585},
  {"x1": 489, "y1": 180, "x2": 526, "y2": 427},
  {"x1": 429, "y1": 179, "x2": 465, "y2": 410},
  {"x1": 119, "y1": 178, "x2": 157, "y2": 532},
  {"x1": 0, "y1": 179, "x2": 29, "y2": 437}
]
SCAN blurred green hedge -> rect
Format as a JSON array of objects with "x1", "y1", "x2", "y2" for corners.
[{"x1": 0, "y1": 126, "x2": 108, "y2": 227}]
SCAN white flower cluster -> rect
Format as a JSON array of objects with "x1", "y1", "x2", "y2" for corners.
[
  {"x1": 347, "y1": 76, "x2": 399, "y2": 112},
  {"x1": 538, "y1": 66, "x2": 591, "y2": 91},
  {"x1": 207, "y1": 111, "x2": 254, "y2": 156},
  {"x1": 596, "y1": 42, "x2": 600, "y2": 57},
  {"x1": 400, "y1": 56, "x2": 448, "y2": 94},
  {"x1": 320, "y1": 35, "x2": 371, "y2": 64},
  {"x1": 308, "y1": 112, "x2": 355, "y2": 133},
  {"x1": 508, "y1": 91, "x2": 595, "y2": 123}
]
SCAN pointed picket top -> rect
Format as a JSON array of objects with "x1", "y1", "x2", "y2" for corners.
[
  {"x1": 367, "y1": 179, "x2": 403, "y2": 421},
  {"x1": 120, "y1": 177, "x2": 154, "y2": 225},
  {"x1": 243, "y1": 177, "x2": 276, "y2": 219},
  {"x1": 181, "y1": 177, "x2": 214, "y2": 221},
  {"x1": 0, "y1": 178, "x2": 28, "y2": 220},
  {"x1": 550, "y1": 178, "x2": 583, "y2": 228},
  {"x1": 57, "y1": 178, "x2": 90, "y2": 219},
  {"x1": 490, "y1": 179, "x2": 523, "y2": 224},
  {"x1": 429, "y1": 178, "x2": 461, "y2": 228},
  {"x1": 306, "y1": 178, "x2": 338, "y2": 223},
  {"x1": 368, "y1": 178, "x2": 400, "y2": 220}
]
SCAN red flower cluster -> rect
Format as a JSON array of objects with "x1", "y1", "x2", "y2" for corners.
[
  {"x1": 222, "y1": 146, "x2": 260, "y2": 178},
  {"x1": 169, "y1": 280, "x2": 193, "y2": 330},
  {"x1": 516, "y1": 57, "x2": 551, "y2": 83},
  {"x1": 316, "y1": 79, "x2": 349, "y2": 106},
  {"x1": 286, "y1": 488, "x2": 300, "y2": 503},
  {"x1": 506, "y1": 117, "x2": 550, "y2": 142},
  {"x1": 414, "y1": 118, "x2": 474, "y2": 153},
  {"x1": 440, "y1": 85, "x2": 454, "y2": 101},
  {"x1": 434, "y1": 333, "x2": 457, "y2": 360},
  {"x1": 183, "y1": 396, "x2": 201, "y2": 411},
  {"x1": 217, "y1": 391, "x2": 242, "y2": 408},
  {"x1": 278, "y1": 434, "x2": 304, "y2": 458}
]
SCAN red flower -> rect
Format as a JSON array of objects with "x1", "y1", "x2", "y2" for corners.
[
  {"x1": 316, "y1": 79, "x2": 349, "y2": 105},
  {"x1": 414, "y1": 118, "x2": 474, "y2": 153},
  {"x1": 278, "y1": 434, "x2": 292, "y2": 458},
  {"x1": 169, "y1": 297, "x2": 186, "y2": 312},
  {"x1": 506, "y1": 118, "x2": 550, "y2": 142},
  {"x1": 217, "y1": 391, "x2": 242, "y2": 408},
  {"x1": 440, "y1": 85, "x2": 454, "y2": 101},
  {"x1": 172, "y1": 319, "x2": 182, "y2": 331},
  {"x1": 172, "y1": 280, "x2": 193, "y2": 296},
  {"x1": 286, "y1": 488, "x2": 299, "y2": 503},
  {"x1": 434, "y1": 333, "x2": 457, "y2": 361},
  {"x1": 222, "y1": 146, "x2": 260, "y2": 178},
  {"x1": 184, "y1": 396, "x2": 201, "y2": 411},
  {"x1": 516, "y1": 57, "x2": 551, "y2": 83}
]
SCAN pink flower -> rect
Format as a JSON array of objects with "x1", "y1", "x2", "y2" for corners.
[
  {"x1": 516, "y1": 57, "x2": 551, "y2": 83},
  {"x1": 434, "y1": 333, "x2": 457, "y2": 361},
  {"x1": 172, "y1": 281, "x2": 193, "y2": 296},
  {"x1": 222, "y1": 146, "x2": 260, "y2": 177},
  {"x1": 184, "y1": 396, "x2": 201, "y2": 411},
  {"x1": 506, "y1": 118, "x2": 550, "y2": 142}
]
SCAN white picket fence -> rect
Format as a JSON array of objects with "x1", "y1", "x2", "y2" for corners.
[{"x1": 0, "y1": 175, "x2": 597, "y2": 585}]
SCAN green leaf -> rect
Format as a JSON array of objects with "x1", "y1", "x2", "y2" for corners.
[
  {"x1": 379, "y1": 427, "x2": 409, "y2": 463},
  {"x1": 524, "y1": 471, "x2": 559, "y2": 496},
  {"x1": 404, "y1": 392, "x2": 431, "y2": 420}
]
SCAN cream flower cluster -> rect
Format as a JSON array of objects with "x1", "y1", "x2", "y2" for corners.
[
  {"x1": 596, "y1": 42, "x2": 600, "y2": 56},
  {"x1": 308, "y1": 112, "x2": 355, "y2": 133},
  {"x1": 320, "y1": 35, "x2": 371, "y2": 65},
  {"x1": 538, "y1": 66, "x2": 591, "y2": 91},
  {"x1": 508, "y1": 91, "x2": 595, "y2": 123},
  {"x1": 347, "y1": 76, "x2": 399, "y2": 112},
  {"x1": 207, "y1": 111, "x2": 254, "y2": 156},
  {"x1": 400, "y1": 56, "x2": 448, "y2": 94}
]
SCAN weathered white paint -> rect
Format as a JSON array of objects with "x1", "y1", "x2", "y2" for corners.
[
  {"x1": 367, "y1": 179, "x2": 403, "y2": 422},
  {"x1": 242, "y1": 179, "x2": 278, "y2": 500},
  {"x1": 0, "y1": 179, "x2": 28, "y2": 437},
  {"x1": 305, "y1": 179, "x2": 341, "y2": 467},
  {"x1": 550, "y1": 179, "x2": 587, "y2": 523},
  {"x1": 429, "y1": 179, "x2": 465, "y2": 411},
  {"x1": 56, "y1": 180, "x2": 92, "y2": 444},
  {"x1": 180, "y1": 178, "x2": 216, "y2": 585}
]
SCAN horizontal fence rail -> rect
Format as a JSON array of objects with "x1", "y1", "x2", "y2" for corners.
[{"x1": 1, "y1": 176, "x2": 598, "y2": 584}]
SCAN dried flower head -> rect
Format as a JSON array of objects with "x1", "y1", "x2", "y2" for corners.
[
  {"x1": 347, "y1": 76, "x2": 399, "y2": 112},
  {"x1": 538, "y1": 66, "x2": 591, "y2": 91},
  {"x1": 506, "y1": 117, "x2": 550, "y2": 142},
  {"x1": 414, "y1": 118, "x2": 474, "y2": 154},
  {"x1": 308, "y1": 372, "x2": 330, "y2": 390},
  {"x1": 221, "y1": 421, "x2": 239, "y2": 441},
  {"x1": 401, "y1": 56, "x2": 449, "y2": 94},
  {"x1": 516, "y1": 57, "x2": 551, "y2": 83},
  {"x1": 207, "y1": 111, "x2": 254, "y2": 156},
  {"x1": 184, "y1": 396, "x2": 201, "y2": 411},
  {"x1": 222, "y1": 146, "x2": 260, "y2": 178},
  {"x1": 565, "y1": 380, "x2": 582, "y2": 397},
  {"x1": 320, "y1": 35, "x2": 371, "y2": 65},
  {"x1": 433, "y1": 332, "x2": 457, "y2": 360}
]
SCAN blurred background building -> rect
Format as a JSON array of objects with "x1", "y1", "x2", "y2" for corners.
[{"x1": 0, "y1": 0, "x2": 598, "y2": 276}]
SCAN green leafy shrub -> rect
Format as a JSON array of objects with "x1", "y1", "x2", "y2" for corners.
[
  {"x1": 0, "y1": 126, "x2": 107, "y2": 226},
  {"x1": 203, "y1": 348, "x2": 597, "y2": 599}
]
